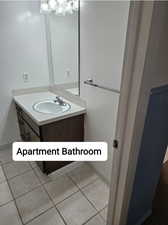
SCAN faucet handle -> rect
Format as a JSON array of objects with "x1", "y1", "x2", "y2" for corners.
[{"x1": 54, "y1": 96, "x2": 65, "y2": 105}]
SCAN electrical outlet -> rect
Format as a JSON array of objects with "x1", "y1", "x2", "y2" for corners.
[{"x1": 23, "y1": 73, "x2": 29, "y2": 83}]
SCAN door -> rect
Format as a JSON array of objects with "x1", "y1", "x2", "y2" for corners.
[{"x1": 108, "y1": 2, "x2": 168, "y2": 225}]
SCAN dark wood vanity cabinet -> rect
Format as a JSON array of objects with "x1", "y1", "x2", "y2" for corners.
[{"x1": 15, "y1": 104, "x2": 84, "y2": 174}]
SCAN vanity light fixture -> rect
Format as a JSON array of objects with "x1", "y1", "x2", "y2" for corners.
[{"x1": 40, "y1": 0, "x2": 79, "y2": 15}]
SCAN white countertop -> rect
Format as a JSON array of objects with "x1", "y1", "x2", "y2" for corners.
[
  {"x1": 14, "y1": 92, "x2": 86, "y2": 125},
  {"x1": 66, "y1": 88, "x2": 79, "y2": 96}
]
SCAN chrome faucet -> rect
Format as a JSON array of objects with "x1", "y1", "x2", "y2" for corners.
[{"x1": 54, "y1": 96, "x2": 65, "y2": 106}]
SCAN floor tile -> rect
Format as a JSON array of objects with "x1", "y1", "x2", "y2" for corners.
[
  {"x1": 27, "y1": 208, "x2": 65, "y2": 225},
  {"x1": 0, "y1": 181, "x2": 13, "y2": 206},
  {"x1": 0, "y1": 148, "x2": 12, "y2": 164},
  {"x1": 3, "y1": 161, "x2": 32, "y2": 179},
  {"x1": 68, "y1": 163, "x2": 99, "y2": 188},
  {"x1": 0, "y1": 201, "x2": 22, "y2": 225},
  {"x1": 9, "y1": 170, "x2": 41, "y2": 198},
  {"x1": 16, "y1": 186, "x2": 53, "y2": 224},
  {"x1": 85, "y1": 214, "x2": 106, "y2": 225},
  {"x1": 0, "y1": 166, "x2": 6, "y2": 183},
  {"x1": 57, "y1": 191, "x2": 97, "y2": 225},
  {"x1": 44, "y1": 174, "x2": 78, "y2": 205},
  {"x1": 33, "y1": 167, "x2": 52, "y2": 184},
  {"x1": 100, "y1": 206, "x2": 108, "y2": 221},
  {"x1": 82, "y1": 179, "x2": 109, "y2": 211}
]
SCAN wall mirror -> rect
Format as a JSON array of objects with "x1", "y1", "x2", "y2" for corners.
[{"x1": 44, "y1": 6, "x2": 79, "y2": 96}]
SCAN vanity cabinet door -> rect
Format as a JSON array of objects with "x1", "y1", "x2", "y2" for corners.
[
  {"x1": 16, "y1": 104, "x2": 40, "y2": 142},
  {"x1": 24, "y1": 122, "x2": 40, "y2": 142},
  {"x1": 18, "y1": 119, "x2": 40, "y2": 142},
  {"x1": 16, "y1": 106, "x2": 26, "y2": 141},
  {"x1": 17, "y1": 116, "x2": 27, "y2": 141}
]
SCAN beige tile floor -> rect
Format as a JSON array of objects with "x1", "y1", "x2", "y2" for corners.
[{"x1": 0, "y1": 147, "x2": 109, "y2": 225}]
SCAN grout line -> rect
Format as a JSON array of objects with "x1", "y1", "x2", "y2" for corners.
[
  {"x1": 7, "y1": 163, "x2": 108, "y2": 210},
  {"x1": 1, "y1": 158, "x2": 108, "y2": 225},
  {"x1": 42, "y1": 175, "x2": 80, "y2": 225},
  {"x1": 18, "y1": 162, "x2": 58, "y2": 224},
  {"x1": 31, "y1": 164, "x2": 71, "y2": 186},
  {"x1": 54, "y1": 188, "x2": 80, "y2": 206},
  {"x1": 54, "y1": 207, "x2": 68, "y2": 225},
  {"x1": 67, "y1": 174, "x2": 108, "y2": 225},
  {"x1": 29, "y1": 162, "x2": 37, "y2": 168},
  {"x1": 65, "y1": 172, "x2": 109, "y2": 210},
  {"x1": 10, "y1": 163, "x2": 79, "y2": 206},
  {"x1": 31, "y1": 167, "x2": 51, "y2": 185},
  {"x1": 7, "y1": 166, "x2": 37, "y2": 182},
  {"x1": 1, "y1": 153, "x2": 53, "y2": 225},
  {"x1": 0, "y1": 160, "x2": 13, "y2": 166},
  {"x1": 5, "y1": 164, "x2": 44, "y2": 201},
  {"x1": 40, "y1": 172, "x2": 104, "y2": 225},
  {"x1": 29, "y1": 162, "x2": 68, "y2": 225},
  {"x1": 2, "y1": 164, "x2": 33, "y2": 181},
  {"x1": 35, "y1": 175, "x2": 68, "y2": 225},
  {"x1": 1, "y1": 165, "x2": 24, "y2": 225},
  {"x1": 24, "y1": 206, "x2": 54, "y2": 225},
  {"x1": 67, "y1": 172, "x2": 100, "y2": 189},
  {"x1": 66, "y1": 175, "x2": 103, "y2": 224},
  {"x1": 15, "y1": 163, "x2": 58, "y2": 225},
  {"x1": 67, "y1": 174, "x2": 101, "y2": 212},
  {"x1": 0, "y1": 155, "x2": 60, "y2": 224},
  {"x1": 98, "y1": 205, "x2": 108, "y2": 222},
  {"x1": 79, "y1": 188, "x2": 109, "y2": 220},
  {"x1": 9, "y1": 183, "x2": 42, "y2": 201},
  {"x1": 0, "y1": 198, "x2": 14, "y2": 209},
  {"x1": 4, "y1": 168, "x2": 33, "y2": 181},
  {"x1": 82, "y1": 210, "x2": 104, "y2": 225}
]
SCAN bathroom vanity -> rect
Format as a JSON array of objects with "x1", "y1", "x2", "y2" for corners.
[{"x1": 14, "y1": 92, "x2": 86, "y2": 174}]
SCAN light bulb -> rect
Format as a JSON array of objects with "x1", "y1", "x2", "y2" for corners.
[
  {"x1": 57, "y1": 6, "x2": 63, "y2": 14},
  {"x1": 66, "y1": 2, "x2": 72, "y2": 11},
  {"x1": 73, "y1": 0, "x2": 78, "y2": 10},
  {"x1": 41, "y1": 0, "x2": 79, "y2": 15},
  {"x1": 49, "y1": 0, "x2": 56, "y2": 10},
  {"x1": 41, "y1": 2, "x2": 49, "y2": 12},
  {"x1": 57, "y1": 0, "x2": 66, "y2": 4}
]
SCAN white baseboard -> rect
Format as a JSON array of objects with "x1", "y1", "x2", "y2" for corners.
[{"x1": 52, "y1": 161, "x2": 84, "y2": 177}]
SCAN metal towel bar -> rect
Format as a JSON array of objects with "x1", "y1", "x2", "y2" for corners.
[{"x1": 84, "y1": 79, "x2": 120, "y2": 94}]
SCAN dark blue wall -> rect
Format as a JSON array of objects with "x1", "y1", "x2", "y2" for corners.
[{"x1": 126, "y1": 85, "x2": 168, "y2": 225}]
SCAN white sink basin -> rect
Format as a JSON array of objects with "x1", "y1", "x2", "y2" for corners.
[{"x1": 33, "y1": 99, "x2": 71, "y2": 114}]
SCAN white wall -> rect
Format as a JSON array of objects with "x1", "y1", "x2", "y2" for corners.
[
  {"x1": 0, "y1": 1, "x2": 49, "y2": 146},
  {"x1": 80, "y1": 1, "x2": 129, "y2": 182},
  {"x1": 48, "y1": 12, "x2": 78, "y2": 85}
]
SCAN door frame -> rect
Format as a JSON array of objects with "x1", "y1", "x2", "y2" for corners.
[{"x1": 107, "y1": 1, "x2": 155, "y2": 225}]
